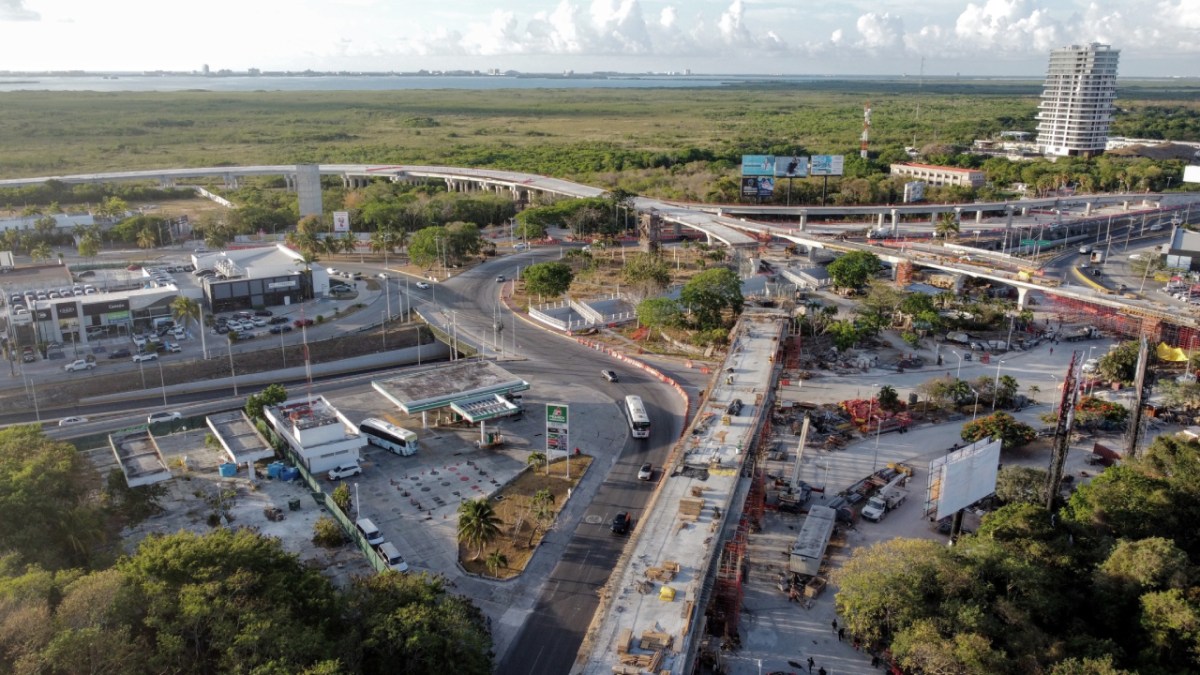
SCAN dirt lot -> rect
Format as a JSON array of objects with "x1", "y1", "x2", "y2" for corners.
[{"x1": 459, "y1": 455, "x2": 593, "y2": 579}]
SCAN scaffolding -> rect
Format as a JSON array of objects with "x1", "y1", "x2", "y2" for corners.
[{"x1": 709, "y1": 516, "x2": 749, "y2": 646}]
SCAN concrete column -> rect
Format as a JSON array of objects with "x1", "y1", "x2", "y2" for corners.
[
  {"x1": 877, "y1": 213, "x2": 885, "y2": 229},
  {"x1": 1005, "y1": 206, "x2": 1014, "y2": 229},
  {"x1": 1021, "y1": 206, "x2": 1029, "y2": 216},
  {"x1": 930, "y1": 211, "x2": 937, "y2": 226},
  {"x1": 341, "y1": 174, "x2": 350, "y2": 189},
  {"x1": 798, "y1": 210, "x2": 807, "y2": 231},
  {"x1": 890, "y1": 208, "x2": 899, "y2": 233},
  {"x1": 1084, "y1": 202, "x2": 1093, "y2": 216},
  {"x1": 706, "y1": 233, "x2": 713, "y2": 245},
  {"x1": 953, "y1": 207, "x2": 963, "y2": 224},
  {"x1": 975, "y1": 210, "x2": 983, "y2": 224},
  {"x1": 952, "y1": 275, "x2": 965, "y2": 295},
  {"x1": 1016, "y1": 286, "x2": 1030, "y2": 309}
]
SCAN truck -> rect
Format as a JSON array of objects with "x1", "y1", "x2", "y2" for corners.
[
  {"x1": 1060, "y1": 325, "x2": 1099, "y2": 342},
  {"x1": 1090, "y1": 251, "x2": 1105, "y2": 264},
  {"x1": 1079, "y1": 245, "x2": 1091, "y2": 255},
  {"x1": 861, "y1": 476, "x2": 909, "y2": 522},
  {"x1": 944, "y1": 331, "x2": 972, "y2": 345}
]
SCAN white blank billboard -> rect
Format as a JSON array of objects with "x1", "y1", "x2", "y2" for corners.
[
  {"x1": 1184, "y1": 165, "x2": 1200, "y2": 184},
  {"x1": 928, "y1": 438, "x2": 1001, "y2": 520}
]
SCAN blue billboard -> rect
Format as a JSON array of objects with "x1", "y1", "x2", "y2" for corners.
[
  {"x1": 809, "y1": 154, "x2": 845, "y2": 176},
  {"x1": 775, "y1": 156, "x2": 808, "y2": 177},
  {"x1": 741, "y1": 155, "x2": 775, "y2": 177}
]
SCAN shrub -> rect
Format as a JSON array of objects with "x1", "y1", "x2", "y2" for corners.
[{"x1": 312, "y1": 516, "x2": 346, "y2": 547}]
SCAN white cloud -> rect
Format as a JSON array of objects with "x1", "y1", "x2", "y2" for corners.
[
  {"x1": 854, "y1": 12, "x2": 905, "y2": 50},
  {"x1": 0, "y1": 0, "x2": 38, "y2": 21}
]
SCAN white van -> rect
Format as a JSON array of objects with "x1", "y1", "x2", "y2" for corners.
[
  {"x1": 377, "y1": 542, "x2": 409, "y2": 573},
  {"x1": 355, "y1": 518, "x2": 384, "y2": 546}
]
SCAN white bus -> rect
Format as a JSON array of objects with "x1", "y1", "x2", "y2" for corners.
[
  {"x1": 359, "y1": 418, "x2": 419, "y2": 456},
  {"x1": 624, "y1": 395, "x2": 651, "y2": 438}
]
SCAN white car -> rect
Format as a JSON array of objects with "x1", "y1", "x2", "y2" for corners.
[
  {"x1": 415, "y1": 281, "x2": 431, "y2": 290},
  {"x1": 57, "y1": 416, "x2": 89, "y2": 426},
  {"x1": 328, "y1": 462, "x2": 363, "y2": 480},
  {"x1": 163, "y1": 342, "x2": 182, "y2": 353},
  {"x1": 147, "y1": 411, "x2": 182, "y2": 425},
  {"x1": 1082, "y1": 358, "x2": 1100, "y2": 374},
  {"x1": 1129, "y1": 254, "x2": 1144, "y2": 261},
  {"x1": 376, "y1": 272, "x2": 388, "y2": 279},
  {"x1": 132, "y1": 352, "x2": 158, "y2": 363},
  {"x1": 326, "y1": 267, "x2": 340, "y2": 276},
  {"x1": 253, "y1": 317, "x2": 268, "y2": 327},
  {"x1": 63, "y1": 359, "x2": 95, "y2": 372}
]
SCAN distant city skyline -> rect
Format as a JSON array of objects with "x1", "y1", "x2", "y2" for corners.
[{"x1": 0, "y1": 0, "x2": 1196, "y2": 78}]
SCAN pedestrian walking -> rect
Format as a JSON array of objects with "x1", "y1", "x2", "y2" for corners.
[
  {"x1": 1049, "y1": 347, "x2": 1053, "y2": 355},
  {"x1": 808, "y1": 656, "x2": 815, "y2": 673},
  {"x1": 872, "y1": 654, "x2": 881, "y2": 668},
  {"x1": 831, "y1": 619, "x2": 838, "y2": 634},
  {"x1": 838, "y1": 627, "x2": 845, "y2": 641}
]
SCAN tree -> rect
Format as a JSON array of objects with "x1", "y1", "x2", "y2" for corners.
[
  {"x1": 960, "y1": 411, "x2": 1036, "y2": 450},
  {"x1": 408, "y1": 225, "x2": 448, "y2": 268},
  {"x1": 244, "y1": 383, "x2": 287, "y2": 421},
  {"x1": 831, "y1": 538, "x2": 952, "y2": 645},
  {"x1": 457, "y1": 498, "x2": 501, "y2": 560},
  {"x1": 680, "y1": 267, "x2": 743, "y2": 330},
  {"x1": 636, "y1": 297, "x2": 682, "y2": 330},
  {"x1": 485, "y1": 550, "x2": 508, "y2": 576},
  {"x1": 28, "y1": 241, "x2": 54, "y2": 263},
  {"x1": 1099, "y1": 341, "x2": 1148, "y2": 385},
  {"x1": 331, "y1": 483, "x2": 352, "y2": 514},
  {"x1": 522, "y1": 261, "x2": 574, "y2": 298},
  {"x1": 136, "y1": 226, "x2": 158, "y2": 250},
  {"x1": 526, "y1": 451, "x2": 547, "y2": 474},
  {"x1": 621, "y1": 252, "x2": 671, "y2": 296},
  {"x1": 935, "y1": 211, "x2": 961, "y2": 239},
  {"x1": 527, "y1": 488, "x2": 556, "y2": 546},
  {"x1": 171, "y1": 295, "x2": 207, "y2": 359},
  {"x1": 77, "y1": 231, "x2": 100, "y2": 260},
  {"x1": 0, "y1": 425, "x2": 111, "y2": 569},
  {"x1": 827, "y1": 250, "x2": 881, "y2": 290},
  {"x1": 877, "y1": 385, "x2": 901, "y2": 412},
  {"x1": 827, "y1": 320, "x2": 861, "y2": 351},
  {"x1": 995, "y1": 465, "x2": 1049, "y2": 505}
]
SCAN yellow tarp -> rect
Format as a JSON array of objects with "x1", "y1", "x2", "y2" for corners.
[
  {"x1": 659, "y1": 586, "x2": 676, "y2": 601},
  {"x1": 1158, "y1": 343, "x2": 1189, "y2": 362}
]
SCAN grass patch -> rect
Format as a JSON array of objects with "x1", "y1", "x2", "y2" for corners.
[{"x1": 459, "y1": 455, "x2": 592, "y2": 579}]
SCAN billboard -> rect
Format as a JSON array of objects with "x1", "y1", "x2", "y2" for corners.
[
  {"x1": 546, "y1": 403, "x2": 570, "y2": 455},
  {"x1": 740, "y1": 177, "x2": 762, "y2": 198},
  {"x1": 741, "y1": 155, "x2": 775, "y2": 177},
  {"x1": 927, "y1": 438, "x2": 1002, "y2": 520},
  {"x1": 757, "y1": 177, "x2": 775, "y2": 198},
  {"x1": 809, "y1": 154, "x2": 845, "y2": 176},
  {"x1": 775, "y1": 156, "x2": 808, "y2": 178},
  {"x1": 1184, "y1": 165, "x2": 1200, "y2": 184},
  {"x1": 332, "y1": 211, "x2": 351, "y2": 233}
]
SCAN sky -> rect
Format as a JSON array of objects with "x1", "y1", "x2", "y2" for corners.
[{"x1": 1, "y1": 0, "x2": 1197, "y2": 77}]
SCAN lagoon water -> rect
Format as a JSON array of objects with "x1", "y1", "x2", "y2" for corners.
[{"x1": 0, "y1": 73, "x2": 824, "y2": 93}]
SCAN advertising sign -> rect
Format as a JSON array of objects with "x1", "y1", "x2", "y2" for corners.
[
  {"x1": 34, "y1": 308, "x2": 52, "y2": 321},
  {"x1": 54, "y1": 302, "x2": 78, "y2": 319},
  {"x1": 332, "y1": 211, "x2": 351, "y2": 232},
  {"x1": 741, "y1": 155, "x2": 775, "y2": 177},
  {"x1": 757, "y1": 177, "x2": 775, "y2": 197},
  {"x1": 740, "y1": 177, "x2": 761, "y2": 198},
  {"x1": 546, "y1": 403, "x2": 569, "y2": 454},
  {"x1": 83, "y1": 299, "x2": 130, "y2": 317},
  {"x1": 809, "y1": 154, "x2": 845, "y2": 176},
  {"x1": 775, "y1": 156, "x2": 808, "y2": 178}
]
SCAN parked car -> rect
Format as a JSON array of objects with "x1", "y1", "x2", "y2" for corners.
[
  {"x1": 63, "y1": 359, "x2": 95, "y2": 372},
  {"x1": 611, "y1": 512, "x2": 631, "y2": 535},
  {"x1": 638, "y1": 463, "x2": 653, "y2": 481},
  {"x1": 294, "y1": 318, "x2": 314, "y2": 328},
  {"x1": 254, "y1": 309, "x2": 273, "y2": 317},
  {"x1": 252, "y1": 317, "x2": 268, "y2": 327},
  {"x1": 269, "y1": 324, "x2": 293, "y2": 334},
  {"x1": 328, "y1": 462, "x2": 362, "y2": 481},
  {"x1": 147, "y1": 411, "x2": 182, "y2": 425},
  {"x1": 108, "y1": 348, "x2": 132, "y2": 359},
  {"x1": 269, "y1": 315, "x2": 289, "y2": 324},
  {"x1": 163, "y1": 342, "x2": 181, "y2": 353},
  {"x1": 132, "y1": 352, "x2": 158, "y2": 363},
  {"x1": 58, "y1": 416, "x2": 89, "y2": 426}
]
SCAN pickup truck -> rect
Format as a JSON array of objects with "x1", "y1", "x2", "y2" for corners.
[{"x1": 861, "y1": 489, "x2": 907, "y2": 522}]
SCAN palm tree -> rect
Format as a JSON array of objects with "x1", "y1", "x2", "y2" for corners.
[
  {"x1": 935, "y1": 212, "x2": 960, "y2": 240},
  {"x1": 339, "y1": 232, "x2": 357, "y2": 256},
  {"x1": 29, "y1": 242, "x2": 53, "y2": 263},
  {"x1": 137, "y1": 226, "x2": 158, "y2": 251},
  {"x1": 526, "y1": 451, "x2": 547, "y2": 475},
  {"x1": 172, "y1": 295, "x2": 208, "y2": 359},
  {"x1": 527, "y1": 488, "x2": 556, "y2": 546},
  {"x1": 78, "y1": 232, "x2": 101, "y2": 262},
  {"x1": 484, "y1": 550, "x2": 508, "y2": 577},
  {"x1": 1026, "y1": 384, "x2": 1041, "y2": 404},
  {"x1": 457, "y1": 498, "x2": 501, "y2": 561}
]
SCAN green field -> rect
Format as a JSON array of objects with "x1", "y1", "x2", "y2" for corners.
[{"x1": 1, "y1": 78, "x2": 1197, "y2": 198}]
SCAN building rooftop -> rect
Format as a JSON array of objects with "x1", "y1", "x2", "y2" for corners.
[
  {"x1": 580, "y1": 310, "x2": 787, "y2": 674},
  {"x1": 206, "y1": 410, "x2": 274, "y2": 465},
  {"x1": 273, "y1": 397, "x2": 343, "y2": 431},
  {"x1": 373, "y1": 360, "x2": 529, "y2": 414},
  {"x1": 891, "y1": 162, "x2": 982, "y2": 174},
  {"x1": 110, "y1": 428, "x2": 172, "y2": 487}
]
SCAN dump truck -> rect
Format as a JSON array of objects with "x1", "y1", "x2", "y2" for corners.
[{"x1": 1060, "y1": 325, "x2": 1099, "y2": 342}]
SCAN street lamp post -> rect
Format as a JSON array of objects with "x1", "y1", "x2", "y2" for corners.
[
  {"x1": 971, "y1": 388, "x2": 980, "y2": 422},
  {"x1": 354, "y1": 482, "x2": 360, "y2": 521},
  {"x1": 992, "y1": 360, "x2": 1006, "y2": 411},
  {"x1": 953, "y1": 351, "x2": 963, "y2": 380},
  {"x1": 156, "y1": 357, "x2": 167, "y2": 406}
]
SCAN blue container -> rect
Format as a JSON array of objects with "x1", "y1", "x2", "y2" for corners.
[
  {"x1": 267, "y1": 463, "x2": 283, "y2": 479},
  {"x1": 218, "y1": 463, "x2": 238, "y2": 477},
  {"x1": 280, "y1": 467, "x2": 300, "y2": 482}
]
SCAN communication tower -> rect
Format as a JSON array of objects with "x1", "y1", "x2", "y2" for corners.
[{"x1": 860, "y1": 101, "x2": 871, "y2": 159}]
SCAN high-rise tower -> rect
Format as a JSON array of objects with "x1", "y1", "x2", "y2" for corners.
[{"x1": 1036, "y1": 43, "x2": 1120, "y2": 157}]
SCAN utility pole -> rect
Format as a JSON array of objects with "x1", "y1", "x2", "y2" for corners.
[{"x1": 1045, "y1": 352, "x2": 1080, "y2": 510}]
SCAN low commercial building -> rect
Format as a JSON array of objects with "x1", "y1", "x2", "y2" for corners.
[
  {"x1": 1164, "y1": 227, "x2": 1200, "y2": 271},
  {"x1": 889, "y1": 162, "x2": 986, "y2": 189},
  {"x1": 196, "y1": 244, "x2": 330, "y2": 313},
  {"x1": 264, "y1": 395, "x2": 364, "y2": 474}
]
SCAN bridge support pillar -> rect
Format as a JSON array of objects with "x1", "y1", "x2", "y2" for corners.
[
  {"x1": 930, "y1": 211, "x2": 937, "y2": 227},
  {"x1": 284, "y1": 173, "x2": 295, "y2": 192},
  {"x1": 797, "y1": 210, "x2": 807, "y2": 231},
  {"x1": 1084, "y1": 202, "x2": 1094, "y2": 216},
  {"x1": 975, "y1": 210, "x2": 983, "y2": 224},
  {"x1": 890, "y1": 208, "x2": 899, "y2": 233},
  {"x1": 159, "y1": 176, "x2": 175, "y2": 188},
  {"x1": 705, "y1": 232, "x2": 713, "y2": 245},
  {"x1": 224, "y1": 174, "x2": 239, "y2": 189},
  {"x1": 1016, "y1": 286, "x2": 1030, "y2": 309},
  {"x1": 952, "y1": 275, "x2": 965, "y2": 295},
  {"x1": 876, "y1": 213, "x2": 885, "y2": 229},
  {"x1": 1005, "y1": 205, "x2": 1014, "y2": 229},
  {"x1": 1021, "y1": 206, "x2": 1029, "y2": 216}
]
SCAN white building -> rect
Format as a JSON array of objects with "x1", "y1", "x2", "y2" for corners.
[
  {"x1": 889, "y1": 163, "x2": 985, "y2": 189},
  {"x1": 1036, "y1": 43, "x2": 1120, "y2": 158},
  {"x1": 264, "y1": 395, "x2": 364, "y2": 474}
]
